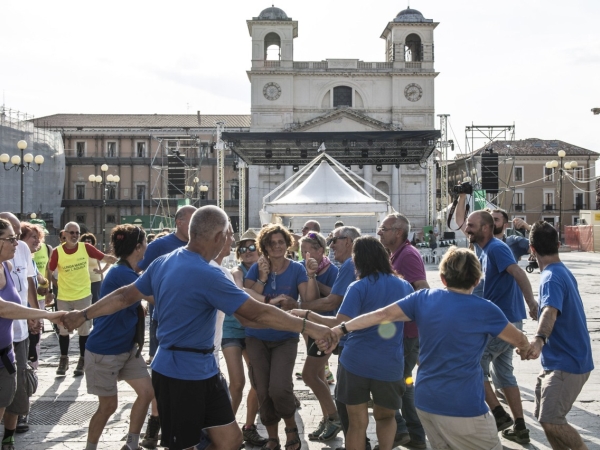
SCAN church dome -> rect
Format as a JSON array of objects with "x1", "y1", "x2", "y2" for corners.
[
  {"x1": 393, "y1": 8, "x2": 432, "y2": 23},
  {"x1": 257, "y1": 6, "x2": 289, "y2": 20}
]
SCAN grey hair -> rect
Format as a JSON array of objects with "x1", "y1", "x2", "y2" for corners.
[
  {"x1": 337, "y1": 226, "x2": 361, "y2": 241},
  {"x1": 387, "y1": 213, "x2": 410, "y2": 239},
  {"x1": 175, "y1": 205, "x2": 197, "y2": 221},
  {"x1": 189, "y1": 206, "x2": 228, "y2": 240},
  {"x1": 64, "y1": 221, "x2": 80, "y2": 230}
]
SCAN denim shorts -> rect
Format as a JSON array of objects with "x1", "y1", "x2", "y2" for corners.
[
  {"x1": 480, "y1": 321, "x2": 522, "y2": 389},
  {"x1": 221, "y1": 337, "x2": 246, "y2": 350}
]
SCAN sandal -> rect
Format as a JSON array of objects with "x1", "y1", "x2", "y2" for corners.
[
  {"x1": 284, "y1": 427, "x2": 301, "y2": 450},
  {"x1": 261, "y1": 437, "x2": 281, "y2": 450}
]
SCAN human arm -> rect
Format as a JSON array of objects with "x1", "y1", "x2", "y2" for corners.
[
  {"x1": 289, "y1": 309, "x2": 351, "y2": 328},
  {"x1": 244, "y1": 257, "x2": 269, "y2": 293},
  {"x1": 506, "y1": 263, "x2": 538, "y2": 319},
  {"x1": 455, "y1": 193, "x2": 468, "y2": 231},
  {"x1": 93, "y1": 261, "x2": 111, "y2": 275},
  {"x1": 0, "y1": 297, "x2": 65, "y2": 324},
  {"x1": 282, "y1": 292, "x2": 344, "y2": 312},
  {"x1": 525, "y1": 305, "x2": 558, "y2": 360},
  {"x1": 412, "y1": 279, "x2": 430, "y2": 291},
  {"x1": 84, "y1": 243, "x2": 117, "y2": 265},
  {"x1": 329, "y1": 303, "x2": 411, "y2": 343},
  {"x1": 61, "y1": 283, "x2": 154, "y2": 331},
  {"x1": 497, "y1": 322, "x2": 532, "y2": 359}
]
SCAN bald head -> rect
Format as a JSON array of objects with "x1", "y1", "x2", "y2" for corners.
[
  {"x1": 0, "y1": 212, "x2": 20, "y2": 236},
  {"x1": 189, "y1": 206, "x2": 229, "y2": 241},
  {"x1": 174, "y1": 205, "x2": 197, "y2": 241}
]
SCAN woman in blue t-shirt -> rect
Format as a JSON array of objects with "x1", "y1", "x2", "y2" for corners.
[
  {"x1": 222, "y1": 229, "x2": 268, "y2": 447},
  {"x1": 292, "y1": 236, "x2": 413, "y2": 450},
  {"x1": 83, "y1": 224, "x2": 154, "y2": 450},
  {"x1": 244, "y1": 224, "x2": 319, "y2": 450},
  {"x1": 328, "y1": 246, "x2": 532, "y2": 450}
]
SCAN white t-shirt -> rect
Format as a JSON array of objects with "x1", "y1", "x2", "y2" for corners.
[
  {"x1": 11, "y1": 241, "x2": 36, "y2": 342},
  {"x1": 209, "y1": 260, "x2": 229, "y2": 368}
]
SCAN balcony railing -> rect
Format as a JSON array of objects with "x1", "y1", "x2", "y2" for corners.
[
  {"x1": 514, "y1": 204, "x2": 526, "y2": 212},
  {"x1": 543, "y1": 204, "x2": 556, "y2": 211},
  {"x1": 574, "y1": 203, "x2": 587, "y2": 210}
]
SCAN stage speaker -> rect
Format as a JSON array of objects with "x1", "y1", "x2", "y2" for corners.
[
  {"x1": 168, "y1": 154, "x2": 186, "y2": 196},
  {"x1": 481, "y1": 152, "x2": 499, "y2": 193},
  {"x1": 443, "y1": 232, "x2": 455, "y2": 240}
]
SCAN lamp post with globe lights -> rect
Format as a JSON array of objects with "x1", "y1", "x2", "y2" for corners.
[
  {"x1": 88, "y1": 164, "x2": 120, "y2": 250},
  {"x1": 185, "y1": 177, "x2": 209, "y2": 206},
  {"x1": 545, "y1": 150, "x2": 577, "y2": 242},
  {"x1": 0, "y1": 140, "x2": 44, "y2": 219}
]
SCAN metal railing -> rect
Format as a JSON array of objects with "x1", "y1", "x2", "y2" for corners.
[{"x1": 543, "y1": 204, "x2": 556, "y2": 211}]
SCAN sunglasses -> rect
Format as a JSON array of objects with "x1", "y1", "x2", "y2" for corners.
[
  {"x1": 239, "y1": 244, "x2": 257, "y2": 254},
  {"x1": 328, "y1": 236, "x2": 349, "y2": 245},
  {"x1": 68, "y1": 231, "x2": 80, "y2": 235},
  {"x1": 0, "y1": 236, "x2": 19, "y2": 244}
]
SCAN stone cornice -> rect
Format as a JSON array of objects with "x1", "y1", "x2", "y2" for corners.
[
  {"x1": 285, "y1": 108, "x2": 397, "y2": 132},
  {"x1": 248, "y1": 70, "x2": 439, "y2": 78}
]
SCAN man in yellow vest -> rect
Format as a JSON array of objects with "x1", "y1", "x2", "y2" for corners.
[{"x1": 49, "y1": 222, "x2": 117, "y2": 376}]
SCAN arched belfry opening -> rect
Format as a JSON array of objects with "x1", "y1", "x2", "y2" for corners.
[
  {"x1": 264, "y1": 32, "x2": 281, "y2": 60},
  {"x1": 405, "y1": 33, "x2": 422, "y2": 62}
]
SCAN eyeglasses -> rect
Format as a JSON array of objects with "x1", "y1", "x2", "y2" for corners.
[
  {"x1": 377, "y1": 226, "x2": 399, "y2": 233},
  {"x1": 271, "y1": 272, "x2": 277, "y2": 290},
  {"x1": 68, "y1": 231, "x2": 80, "y2": 235},
  {"x1": 239, "y1": 244, "x2": 257, "y2": 254},
  {"x1": 0, "y1": 236, "x2": 19, "y2": 244},
  {"x1": 328, "y1": 236, "x2": 349, "y2": 245}
]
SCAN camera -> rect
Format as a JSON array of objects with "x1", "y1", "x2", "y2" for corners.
[{"x1": 453, "y1": 181, "x2": 473, "y2": 195}]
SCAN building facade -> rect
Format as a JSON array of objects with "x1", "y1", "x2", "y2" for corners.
[
  {"x1": 246, "y1": 6, "x2": 439, "y2": 231},
  {"x1": 31, "y1": 114, "x2": 249, "y2": 246},
  {"x1": 446, "y1": 138, "x2": 599, "y2": 230}
]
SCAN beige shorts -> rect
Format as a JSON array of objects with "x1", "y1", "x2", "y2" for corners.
[
  {"x1": 535, "y1": 369, "x2": 591, "y2": 425},
  {"x1": 85, "y1": 347, "x2": 150, "y2": 397},
  {"x1": 57, "y1": 296, "x2": 93, "y2": 336},
  {"x1": 416, "y1": 408, "x2": 502, "y2": 450},
  {"x1": 0, "y1": 366, "x2": 17, "y2": 409}
]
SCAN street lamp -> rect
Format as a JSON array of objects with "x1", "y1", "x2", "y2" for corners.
[
  {"x1": 1, "y1": 140, "x2": 44, "y2": 219},
  {"x1": 199, "y1": 184, "x2": 209, "y2": 205},
  {"x1": 88, "y1": 164, "x2": 120, "y2": 250},
  {"x1": 545, "y1": 150, "x2": 571, "y2": 241}
]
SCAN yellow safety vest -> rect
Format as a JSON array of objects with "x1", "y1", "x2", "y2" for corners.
[
  {"x1": 57, "y1": 243, "x2": 91, "y2": 301},
  {"x1": 33, "y1": 244, "x2": 50, "y2": 300}
]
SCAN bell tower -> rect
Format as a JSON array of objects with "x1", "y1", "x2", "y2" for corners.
[{"x1": 247, "y1": 6, "x2": 298, "y2": 70}]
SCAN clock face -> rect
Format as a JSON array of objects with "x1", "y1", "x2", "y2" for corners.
[
  {"x1": 263, "y1": 82, "x2": 282, "y2": 101},
  {"x1": 404, "y1": 83, "x2": 423, "y2": 102}
]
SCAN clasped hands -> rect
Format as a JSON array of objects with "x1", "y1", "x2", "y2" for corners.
[{"x1": 287, "y1": 308, "x2": 342, "y2": 354}]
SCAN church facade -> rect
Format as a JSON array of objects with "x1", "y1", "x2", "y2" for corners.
[{"x1": 246, "y1": 6, "x2": 439, "y2": 232}]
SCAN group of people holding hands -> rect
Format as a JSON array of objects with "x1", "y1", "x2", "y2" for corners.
[{"x1": 1, "y1": 203, "x2": 594, "y2": 450}]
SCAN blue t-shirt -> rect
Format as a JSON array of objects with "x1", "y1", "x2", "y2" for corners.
[
  {"x1": 479, "y1": 238, "x2": 526, "y2": 322},
  {"x1": 331, "y1": 257, "x2": 357, "y2": 346},
  {"x1": 505, "y1": 235, "x2": 529, "y2": 262},
  {"x1": 135, "y1": 248, "x2": 249, "y2": 380},
  {"x1": 245, "y1": 260, "x2": 308, "y2": 342},
  {"x1": 222, "y1": 263, "x2": 248, "y2": 339},
  {"x1": 86, "y1": 264, "x2": 140, "y2": 355},
  {"x1": 538, "y1": 262, "x2": 594, "y2": 374},
  {"x1": 398, "y1": 289, "x2": 509, "y2": 417},
  {"x1": 137, "y1": 233, "x2": 187, "y2": 271},
  {"x1": 339, "y1": 273, "x2": 413, "y2": 381},
  {"x1": 307, "y1": 262, "x2": 339, "y2": 317}
]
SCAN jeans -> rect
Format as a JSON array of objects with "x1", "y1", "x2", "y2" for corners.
[{"x1": 395, "y1": 337, "x2": 426, "y2": 443}]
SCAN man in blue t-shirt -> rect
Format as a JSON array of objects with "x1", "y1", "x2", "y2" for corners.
[
  {"x1": 136, "y1": 205, "x2": 195, "y2": 447},
  {"x1": 525, "y1": 221, "x2": 594, "y2": 449},
  {"x1": 466, "y1": 211, "x2": 538, "y2": 443},
  {"x1": 490, "y1": 209, "x2": 530, "y2": 262},
  {"x1": 62, "y1": 206, "x2": 336, "y2": 450}
]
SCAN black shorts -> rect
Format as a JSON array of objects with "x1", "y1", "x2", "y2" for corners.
[
  {"x1": 306, "y1": 336, "x2": 327, "y2": 358},
  {"x1": 336, "y1": 364, "x2": 404, "y2": 411},
  {"x1": 152, "y1": 370, "x2": 235, "y2": 450}
]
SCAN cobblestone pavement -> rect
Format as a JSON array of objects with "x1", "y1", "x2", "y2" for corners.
[{"x1": 11, "y1": 251, "x2": 600, "y2": 449}]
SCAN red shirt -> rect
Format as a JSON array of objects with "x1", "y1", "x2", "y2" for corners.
[
  {"x1": 390, "y1": 239, "x2": 427, "y2": 339},
  {"x1": 49, "y1": 243, "x2": 106, "y2": 271}
]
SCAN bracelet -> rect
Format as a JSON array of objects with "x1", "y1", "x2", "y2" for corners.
[
  {"x1": 340, "y1": 322, "x2": 349, "y2": 335},
  {"x1": 83, "y1": 310, "x2": 89, "y2": 321},
  {"x1": 256, "y1": 279, "x2": 266, "y2": 286},
  {"x1": 301, "y1": 318, "x2": 307, "y2": 334},
  {"x1": 308, "y1": 274, "x2": 316, "y2": 279},
  {"x1": 305, "y1": 310, "x2": 310, "y2": 320}
]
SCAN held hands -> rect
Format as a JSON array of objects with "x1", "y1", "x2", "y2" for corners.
[
  {"x1": 306, "y1": 322, "x2": 339, "y2": 354},
  {"x1": 61, "y1": 310, "x2": 86, "y2": 332},
  {"x1": 45, "y1": 310, "x2": 67, "y2": 325},
  {"x1": 305, "y1": 252, "x2": 318, "y2": 277},
  {"x1": 527, "y1": 301, "x2": 539, "y2": 321},
  {"x1": 270, "y1": 295, "x2": 297, "y2": 310},
  {"x1": 289, "y1": 309, "x2": 305, "y2": 318}
]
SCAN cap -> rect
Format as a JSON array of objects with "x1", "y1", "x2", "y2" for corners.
[{"x1": 238, "y1": 229, "x2": 258, "y2": 244}]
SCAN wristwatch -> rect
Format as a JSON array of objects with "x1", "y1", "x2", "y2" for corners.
[
  {"x1": 340, "y1": 322, "x2": 349, "y2": 335},
  {"x1": 535, "y1": 333, "x2": 547, "y2": 345}
]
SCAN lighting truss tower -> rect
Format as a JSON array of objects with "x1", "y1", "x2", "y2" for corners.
[
  {"x1": 438, "y1": 114, "x2": 450, "y2": 231},
  {"x1": 238, "y1": 160, "x2": 247, "y2": 233}
]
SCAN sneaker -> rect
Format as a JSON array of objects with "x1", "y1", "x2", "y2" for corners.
[
  {"x1": 141, "y1": 415, "x2": 160, "y2": 449},
  {"x1": 1, "y1": 438, "x2": 15, "y2": 450},
  {"x1": 308, "y1": 417, "x2": 328, "y2": 441},
  {"x1": 56, "y1": 355, "x2": 69, "y2": 376},
  {"x1": 242, "y1": 424, "x2": 268, "y2": 447},
  {"x1": 16, "y1": 414, "x2": 29, "y2": 433},
  {"x1": 502, "y1": 425, "x2": 530, "y2": 444},
  {"x1": 495, "y1": 413, "x2": 514, "y2": 432},
  {"x1": 325, "y1": 365, "x2": 335, "y2": 384},
  {"x1": 74, "y1": 356, "x2": 85, "y2": 376},
  {"x1": 319, "y1": 418, "x2": 342, "y2": 441}
]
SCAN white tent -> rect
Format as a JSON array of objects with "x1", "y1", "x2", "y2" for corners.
[{"x1": 260, "y1": 153, "x2": 392, "y2": 225}]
